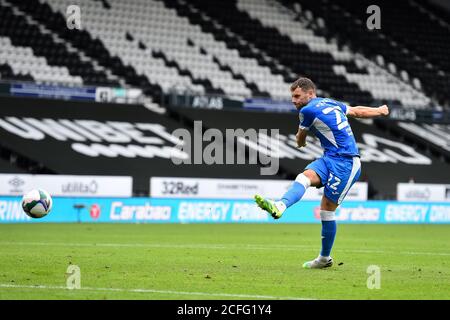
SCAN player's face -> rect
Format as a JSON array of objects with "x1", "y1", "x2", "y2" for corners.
[{"x1": 291, "y1": 87, "x2": 315, "y2": 110}]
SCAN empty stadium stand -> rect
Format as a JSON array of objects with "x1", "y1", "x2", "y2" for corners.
[
  {"x1": 283, "y1": 0, "x2": 450, "y2": 108},
  {"x1": 386, "y1": 121, "x2": 450, "y2": 161},
  {"x1": 0, "y1": 0, "x2": 447, "y2": 109},
  {"x1": 0, "y1": 0, "x2": 448, "y2": 198},
  {"x1": 0, "y1": 62, "x2": 34, "y2": 83}
]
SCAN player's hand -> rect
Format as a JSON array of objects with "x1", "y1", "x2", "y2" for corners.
[{"x1": 378, "y1": 105, "x2": 389, "y2": 116}]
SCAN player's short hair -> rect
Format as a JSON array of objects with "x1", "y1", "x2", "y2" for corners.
[{"x1": 290, "y1": 77, "x2": 316, "y2": 92}]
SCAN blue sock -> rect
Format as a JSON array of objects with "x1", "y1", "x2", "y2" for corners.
[
  {"x1": 320, "y1": 220, "x2": 336, "y2": 257},
  {"x1": 280, "y1": 181, "x2": 306, "y2": 208}
]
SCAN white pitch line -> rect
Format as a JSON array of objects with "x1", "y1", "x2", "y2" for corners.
[
  {"x1": 341, "y1": 249, "x2": 450, "y2": 256},
  {"x1": 0, "y1": 283, "x2": 312, "y2": 300},
  {"x1": 0, "y1": 241, "x2": 314, "y2": 250},
  {"x1": 1, "y1": 241, "x2": 449, "y2": 256}
]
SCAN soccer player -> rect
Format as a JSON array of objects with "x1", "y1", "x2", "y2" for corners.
[{"x1": 254, "y1": 77, "x2": 389, "y2": 269}]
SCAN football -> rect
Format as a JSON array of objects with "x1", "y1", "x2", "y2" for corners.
[{"x1": 21, "y1": 189, "x2": 53, "y2": 219}]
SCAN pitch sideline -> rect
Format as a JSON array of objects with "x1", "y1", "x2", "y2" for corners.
[
  {"x1": 0, "y1": 283, "x2": 312, "y2": 300},
  {"x1": 0, "y1": 241, "x2": 449, "y2": 256}
]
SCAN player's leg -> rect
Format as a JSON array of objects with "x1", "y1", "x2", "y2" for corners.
[
  {"x1": 255, "y1": 158, "x2": 327, "y2": 219},
  {"x1": 279, "y1": 169, "x2": 321, "y2": 207},
  {"x1": 319, "y1": 196, "x2": 339, "y2": 260},
  {"x1": 303, "y1": 196, "x2": 338, "y2": 269},
  {"x1": 303, "y1": 156, "x2": 361, "y2": 269}
]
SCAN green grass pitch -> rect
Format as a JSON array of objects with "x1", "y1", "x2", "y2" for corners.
[{"x1": 0, "y1": 223, "x2": 449, "y2": 300}]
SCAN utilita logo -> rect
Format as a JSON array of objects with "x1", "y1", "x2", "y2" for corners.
[
  {"x1": 8, "y1": 176, "x2": 25, "y2": 193},
  {"x1": 405, "y1": 188, "x2": 431, "y2": 200},
  {"x1": 62, "y1": 180, "x2": 99, "y2": 194},
  {"x1": 90, "y1": 204, "x2": 100, "y2": 220}
]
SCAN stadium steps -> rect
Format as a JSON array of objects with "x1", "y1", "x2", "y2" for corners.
[
  {"x1": 0, "y1": 145, "x2": 55, "y2": 174},
  {"x1": 164, "y1": 0, "x2": 298, "y2": 83},
  {"x1": 375, "y1": 120, "x2": 450, "y2": 163},
  {"x1": 11, "y1": 0, "x2": 122, "y2": 86},
  {"x1": 239, "y1": 0, "x2": 427, "y2": 109},
  {"x1": 0, "y1": 63, "x2": 34, "y2": 83},
  {"x1": 39, "y1": 0, "x2": 288, "y2": 100},
  {"x1": 9, "y1": 0, "x2": 165, "y2": 106},
  {"x1": 0, "y1": 2, "x2": 109, "y2": 86},
  {"x1": 160, "y1": 0, "x2": 272, "y2": 98},
  {"x1": 211, "y1": 55, "x2": 271, "y2": 98},
  {"x1": 7, "y1": 0, "x2": 118, "y2": 87},
  {"x1": 151, "y1": 49, "x2": 225, "y2": 95},
  {"x1": 0, "y1": 157, "x2": 26, "y2": 173},
  {"x1": 416, "y1": 0, "x2": 450, "y2": 32},
  {"x1": 0, "y1": 36, "x2": 84, "y2": 86},
  {"x1": 92, "y1": 0, "x2": 112, "y2": 9},
  {"x1": 287, "y1": 0, "x2": 450, "y2": 107},
  {"x1": 382, "y1": 0, "x2": 450, "y2": 74},
  {"x1": 185, "y1": 0, "x2": 374, "y2": 106}
]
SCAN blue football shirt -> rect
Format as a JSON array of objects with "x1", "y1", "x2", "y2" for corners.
[{"x1": 299, "y1": 97, "x2": 359, "y2": 157}]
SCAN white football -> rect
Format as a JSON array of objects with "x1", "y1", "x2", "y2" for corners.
[{"x1": 21, "y1": 189, "x2": 53, "y2": 218}]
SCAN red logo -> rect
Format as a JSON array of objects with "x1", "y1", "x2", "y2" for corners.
[
  {"x1": 90, "y1": 204, "x2": 100, "y2": 220},
  {"x1": 313, "y1": 206, "x2": 321, "y2": 220}
]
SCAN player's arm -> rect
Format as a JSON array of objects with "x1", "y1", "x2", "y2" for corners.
[
  {"x1": 296, "y1": 127, "x2": 308, "y2": 148},
  {"x1": 346, "y1": 104, "x2": 389, "y2": 118},
  {"x1": 296, "y1": 107, "x2": 314, "y2": 148}
]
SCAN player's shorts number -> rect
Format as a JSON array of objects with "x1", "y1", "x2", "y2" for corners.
[{"x1": 327, "y1": 173, "x2": 341, "y2": 191}]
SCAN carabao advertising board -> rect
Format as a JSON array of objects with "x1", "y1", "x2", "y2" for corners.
[{"x1": 1, "y1": 196, "x2": 449, "y2": 224}]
